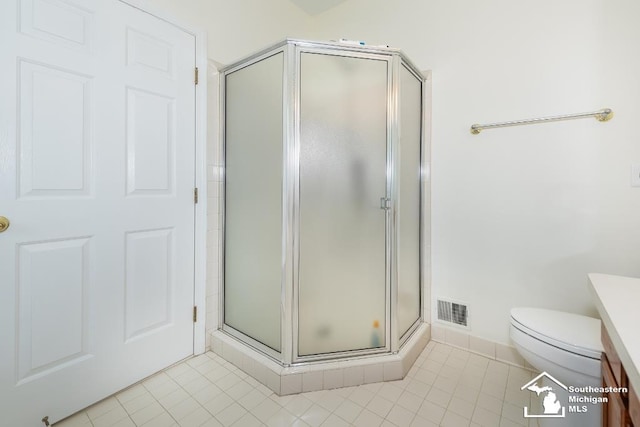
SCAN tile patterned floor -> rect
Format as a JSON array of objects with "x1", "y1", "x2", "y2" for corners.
[{"x1": 55, "y1": 341, "x2": 540, "y2": 427}]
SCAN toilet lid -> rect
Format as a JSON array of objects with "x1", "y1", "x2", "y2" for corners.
[{"x1": 510, "y1": 308, "x2": 603, "y2": 359}]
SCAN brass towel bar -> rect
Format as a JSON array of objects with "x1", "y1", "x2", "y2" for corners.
[{"x1": 470, "y1": 108, "x2": 613, "y2": 135}]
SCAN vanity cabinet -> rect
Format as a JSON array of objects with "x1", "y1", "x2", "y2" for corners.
[
  {"x1": 631, "y1": 384, "x2": 640, "y2": 426},
  {"x1": 602, "y1": 325, "x2": 639, "y2": 427},
  {"x1": 602, "y1": 352, "x2": 631, "y2": 426}
]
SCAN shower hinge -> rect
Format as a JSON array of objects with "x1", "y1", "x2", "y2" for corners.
[
  {"x1": 193, "y1": 306, "x2": 198, "y2": 323},
  {"x1": 194, "y1": 67, "x2": 199, "y2": 85},
  {"x1": 194, "y1": 188, "x2": 199, "y2": 204}
]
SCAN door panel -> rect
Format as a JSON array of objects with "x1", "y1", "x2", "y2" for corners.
[
  {"x1": 126, "y1": 87, "x2": 176, "y2": 195},
  {"x1": 124, "y1": 228, "x2": 175, "y2": 342},
  {"x1": 19, "y1": 0, "x2": 93, "y2": 51},
  {"x1": 126, "y1": 27, "x2": 175, "y2": 77},
  {"x1": 0, "y1": 0, "x2": 196, "y2": 424},
  {"x1": 17, "y1": 237, "x2": 92, "y2": 383},
  {"x1": 297, "y1": 52, "x2": 389, "y2": 357},
  {"x1": 18, "y1": 60, "x2": 92, "y2": 197}
]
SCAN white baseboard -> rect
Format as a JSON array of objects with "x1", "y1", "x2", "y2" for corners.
[{"x1": 431, "y1": 324, "x2": 536, "y2": 371}]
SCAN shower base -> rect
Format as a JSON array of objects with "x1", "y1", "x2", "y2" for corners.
[{"x1": 210, "y1": 323, "x2": 431, "y2": 396}]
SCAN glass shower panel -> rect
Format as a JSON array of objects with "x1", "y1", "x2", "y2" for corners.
[
  {"x1": 397, "y1": 65, "x2": 422, "y2": 337},
  {"x1": 298, "y1": 52, "x2": 388, "y2": 356},
  {"x1": 224, "y1": 53, "x2": 283, "y2": 352}
]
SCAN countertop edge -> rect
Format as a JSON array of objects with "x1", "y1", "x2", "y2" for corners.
[{"x1": 588, "y1": 273, "x2": 640, "y2": 393}]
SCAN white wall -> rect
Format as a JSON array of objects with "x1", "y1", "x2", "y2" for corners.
[
  {"x1": 308, "y1": 0, "x2": 640, "y2": 344},
  {"x1": 147, "y1": 0, "x2": 312, "y2": 64}
]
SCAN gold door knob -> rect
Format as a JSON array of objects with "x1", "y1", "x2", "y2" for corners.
[{"x1": 0, "y1": 216, "x2": 10, "y2": 233}]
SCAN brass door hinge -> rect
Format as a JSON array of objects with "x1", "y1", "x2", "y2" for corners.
[
  {"x1": 193, "y1": 306, "x2": 198, "y2": 323},
  {"x1": 194, "y1": 67, "x2": 199, "y2": 85},
  {"x1": 194, "y1": 188, "x2": 198, "y2": 204}
]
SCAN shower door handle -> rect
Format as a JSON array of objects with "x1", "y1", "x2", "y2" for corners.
[{"x1": 380, "y1": 197, "x2": 390, "y2": 210}]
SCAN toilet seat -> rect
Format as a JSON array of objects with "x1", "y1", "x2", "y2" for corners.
[{"x1": 510, "y1": 308, "x2": 602, "y2": 360}]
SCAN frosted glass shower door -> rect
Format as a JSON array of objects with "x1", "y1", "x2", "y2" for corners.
[
  {"x1": 298, "y1": 52, "x2": 389, "y2": 357},
  {"x1": 224, "y1": 53, "x2": 283, "y2": 353},
  {"x1": 397, "y1": 65, "x2": 422, "y2": 338}
]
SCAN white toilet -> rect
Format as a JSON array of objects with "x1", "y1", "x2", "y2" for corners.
[{"x1": 510, "y1": 307, "x2": 603, "y2": 427}]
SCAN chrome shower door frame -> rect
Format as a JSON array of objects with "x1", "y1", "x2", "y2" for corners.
[
  {"x1": 219, "y1": 39, "x2": 426, "y2": 367},
  {"x1": 396, "y1": 58, "x2": 426, "y2": 348},
  {"x1": 219, "y1": 45, "x2": 288, "y2": 363},
  {"x1": 290, "y1": 44, "x2": 394, "y2": 364}
]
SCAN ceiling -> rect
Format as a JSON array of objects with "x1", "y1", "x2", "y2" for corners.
[{"x1": 289, "y1": 0, "x2": 347, "y2": 15}]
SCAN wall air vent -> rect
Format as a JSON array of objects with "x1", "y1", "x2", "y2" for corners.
[{"x1": 437, "y1": 299, "x2": 468, "y2": 327}]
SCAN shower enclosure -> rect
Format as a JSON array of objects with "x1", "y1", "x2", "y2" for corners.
[{"x1": 221, "y1": 39, "x2": 426, "y2": 367}]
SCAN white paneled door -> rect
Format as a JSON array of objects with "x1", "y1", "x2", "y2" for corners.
[{"x1": 0, "y1": 0, "x2": 197, "y2": 425}]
